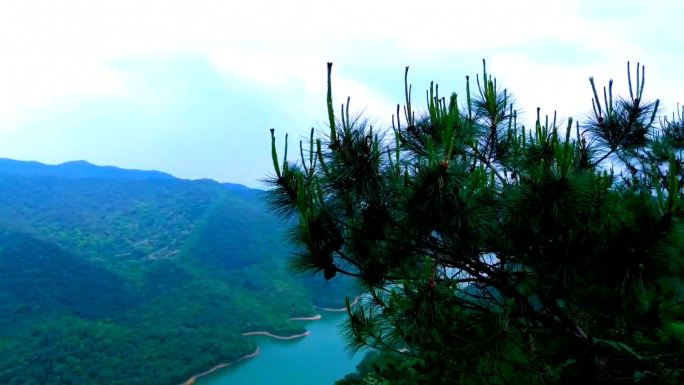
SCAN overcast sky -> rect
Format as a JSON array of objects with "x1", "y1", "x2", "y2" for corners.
[{"x1": 0, "y1": 0, "x2": 682, "y2": 187}]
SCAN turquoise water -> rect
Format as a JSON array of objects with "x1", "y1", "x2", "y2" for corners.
[{"x1": 196, "y1": 312, "x2": 363, "y2": 385}]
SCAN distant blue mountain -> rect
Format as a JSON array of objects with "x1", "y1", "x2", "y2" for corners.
[
  {"x1": 0, "y1": 159, "x2": 258, "y2": 193},
  {"x1": 0, "y1": 158, "x2": 176, "y2": 180}
]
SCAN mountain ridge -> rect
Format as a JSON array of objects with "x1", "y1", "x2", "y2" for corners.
[{"x1": 0, "y1": 158, "x2": 255, "y2": 193}]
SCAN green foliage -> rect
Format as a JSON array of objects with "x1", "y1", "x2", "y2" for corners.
[
  {"x1": 0, "y1": 169, "x2": 356, "y2": 384},
  {"x1": 267, "y1": 62, "x2": 684, "y2": 384}
]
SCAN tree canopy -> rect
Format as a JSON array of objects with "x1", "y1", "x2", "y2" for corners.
[{"x1": 267, "y1": 61, "x2": 684, "y2": 384}]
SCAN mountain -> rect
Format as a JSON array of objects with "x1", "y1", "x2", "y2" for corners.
[
  {"x1": 0, "y1": 159, "x2": 353, "y2": 385},
  {"x1": 0, "y1": 158, "x2": 177, "y2": 180}
]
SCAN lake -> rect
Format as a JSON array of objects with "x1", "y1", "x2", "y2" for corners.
[{"x1": 195, "y1": 312, "x2": 363, "y2": 385}]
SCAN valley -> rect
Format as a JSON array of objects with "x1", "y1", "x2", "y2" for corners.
[{"x1": 0, "y1": 159, "x2": 356, "y2": 385}]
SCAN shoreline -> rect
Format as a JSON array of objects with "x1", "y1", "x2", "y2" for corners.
[
  {"x1": 181, "y1": 300, "x2": 356, "y2": 384},
  {"x1": 289, "y1": 314, "x2": 322, "y2": 321},
  {"x1": 242, "y1": 330, "x2": 310, "y2": 340},
  {"x1": 316, "y1": 296, "x2": 360, "y2": 312},
  {"x1": 180, "y1": 327, "x2": 311, "y2": 385},
  {"x1": 181, "y1": 346, "x2": 260, "y2": 385}
]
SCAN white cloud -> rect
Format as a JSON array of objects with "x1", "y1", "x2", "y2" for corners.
[
  {"x1": 207, "y1": 46, "x2": 396, "y2": 122},
  {"x1": 0, "y1": 0, "x2": 677, "y2": 115},
  {"x1": 0, "y1": 0, "x2": 682, "y2": 184},
  {"x1": 0, "y1": 57, "x2": 125, "y2": 125}
]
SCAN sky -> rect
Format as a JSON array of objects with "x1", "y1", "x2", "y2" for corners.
[{"x1": 0, "y1": 0, "x2": 682, "y2": 188}]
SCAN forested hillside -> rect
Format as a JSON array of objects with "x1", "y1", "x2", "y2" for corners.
[{"x1": 0, "y1": 159, "x2": 353, "y2": 385}]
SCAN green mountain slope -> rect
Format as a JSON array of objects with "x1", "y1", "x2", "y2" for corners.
[{"x1": 0, "y1": 160, "x2": 353, "y2": 385}]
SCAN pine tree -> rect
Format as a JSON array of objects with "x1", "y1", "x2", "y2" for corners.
[{"x1": 267, "y1": 61, "x2": 684, "y2": 384}]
